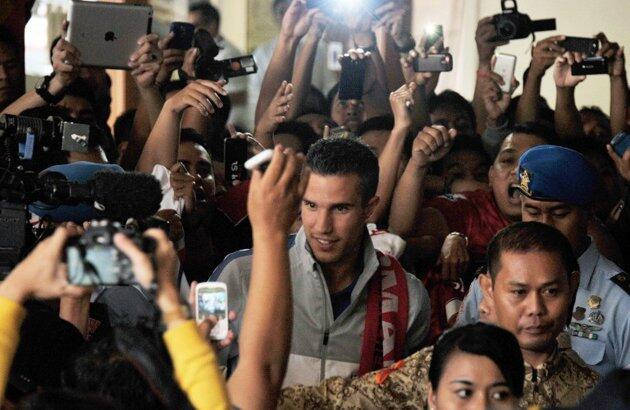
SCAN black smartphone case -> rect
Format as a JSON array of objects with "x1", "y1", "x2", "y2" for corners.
[
  {"x1": 571, "y1": 57, "x2": 608, "y2": 75},
  {"x1": 224, "y1": 138, "x2": 248, "y2": 186},
  {"x1": 559, "y1": 37, "x2": 598, "y2": 56},
  {"x1": 169, "y1": 22, "x2": 194, "y2": 50},
  {"x1": 338, "y1": 57, "x2": 367, "y2": 101}
]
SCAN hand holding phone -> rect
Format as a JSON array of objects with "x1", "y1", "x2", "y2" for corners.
[
  {"x1": 611, "y1": 132, "x2": 630, "y2": 157},
  {"x1": 196, "y1": 282, "x2": 229, "y2": 340},
  {"x1": 493, "y1": 53, "x2": 517, "y2": 93}
]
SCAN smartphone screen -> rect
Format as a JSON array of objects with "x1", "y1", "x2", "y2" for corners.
[
  {"x1": 493, "y1": 53, "x2": 517, "y2": 93},
  {"x1": 338, "y1": 56, "x2": 367, "y2": 101},
  {"x1": 224, "y1": 138, "x2": 248, "y2": 187},
  {"x1": 196, "y1": 283, "x2": 228, "y2": 340},
  {"x1": 424, "y1": 24, "x2": 444, "y2": 51},
  {"x1": 413, "y1": 53, "x2": 453, "y2": 72}
]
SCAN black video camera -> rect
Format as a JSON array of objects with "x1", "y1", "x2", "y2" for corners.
[
  {"x1": 492, "y1": 0, "x2": 556, "y2": 41},
  {"x1": 65, "y1": 220, "x2": 157, "y2": 286},
  {"x1": 0, "y1": 114, "x2": 91, "y2": 172},
  {"x1": 192, "y1": 29, "x2": 258, "y2": 83}
]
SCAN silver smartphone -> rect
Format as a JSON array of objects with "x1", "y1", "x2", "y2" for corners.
[{"x1": 196, "y1": 282, "x2": 229, "y2": 340}]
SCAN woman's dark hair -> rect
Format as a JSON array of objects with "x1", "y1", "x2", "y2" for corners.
[
  {"x1": 429, "y1": 323, "x2": 525, "y2": 397},
  {"x1": 63, "y1": 327, "x2": 192, "y2": 410},
  {"x1": 433, "y1": 134, "x2": 491, "y2": 175},
  {"x1": 275, "y1": 120, "x2": 321, "y2": 154},
  {"x1": 306, "y1": 138, "x2": 378, "y2": 203},
  {"x1": 486, "y1": 221, "x2": 579, "y2": 280},
  {"x1": 18, "y1": 390, "x2": 117, "y2": 410}
]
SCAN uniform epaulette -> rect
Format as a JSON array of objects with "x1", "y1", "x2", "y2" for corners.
[{"x1": 610, "y1": 272, "x2": 630, "y2": 295}]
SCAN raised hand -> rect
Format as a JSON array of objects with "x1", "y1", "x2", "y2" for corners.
[
  {"x1": 281, "y1": 0, "x2": 318, "y2": 40},
  {"x1": 411, "y1": 125, "x2": 457, "y2": 169},
  {"x1": 170, "y1": 162, "x2": 196, "y2": 213},
  {"x1": 166, "y1": 79, "x2": 227, "y2": 116},
  {"x1": 607, "y1": 144, "x2": 630, "y2": 182},
  {"x1": 248, "y1": 145, "x2": 310, "y2": 235},
  {"x1": 0, "y1": 227, "x2": 85, "y2": 303},
  {"x1": 129, "y1": 34, "x2": 162, "y2": 89},
  {"x1": 481, "y1": 70, "x2": 518, "y2": 127},
  {"x1": 475, "y1": 16, "x2": 509, "y2": 65},
  {"x1": 256, "y1": 81, "x2": 293, "y2": 140},
  {"x1": 530, "y1": 35, "x2": 566, "y2": 77},
  {"x1": 553, "y1": 51, "x2": 586, "y2": 88},
  {"x1": 155, "y1": 32, "x2": 186, "y2": 86},
  {"x1": 438, "y1": 233, "x2": 470, "y2": 281},
  {"x1": 51, "y1": 21, "x2": 81, "y2": 90},
  {"x1": 389, "y1": 82, "x2": 417, "y2": 130}
]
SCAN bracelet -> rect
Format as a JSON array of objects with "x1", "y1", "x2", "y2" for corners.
[{"x1": 447, "y1": 231, "x2": 469, "y2": 246}]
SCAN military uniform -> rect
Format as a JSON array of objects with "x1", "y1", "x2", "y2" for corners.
[{"x1": 277, "y1": 345, "x2": 598, "y2": 409}]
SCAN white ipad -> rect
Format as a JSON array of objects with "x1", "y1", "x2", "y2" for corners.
[{"x1": 67, "y1": 0, "x2": 153, "y2": 70}]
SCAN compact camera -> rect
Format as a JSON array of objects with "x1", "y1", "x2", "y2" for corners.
[
  {"x1": 492, "y1": 0, "x2": 556, "y2": 41},
  {"x1": 66, "y1": 220, "x2": 156, "y2": 286},
  {"x1": 193, "y1": 29, "x2": 257, "y2": 83}
]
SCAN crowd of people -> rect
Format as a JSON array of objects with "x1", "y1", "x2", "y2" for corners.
[{"x1": 0, "y1": 0, "x2": 629, "y2": 408}]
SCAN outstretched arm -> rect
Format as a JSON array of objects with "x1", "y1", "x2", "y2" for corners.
[
  {"x1": 553, "y1": 52, "x2": 586, "y2": 140},
  {"x1": 228, "y1": 147, "x2": 310, "y2": 409}
]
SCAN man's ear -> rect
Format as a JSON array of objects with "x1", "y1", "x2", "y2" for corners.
[
  {"x1": 364, "y1": 195, "x2": 380, "y2": 219},
  {"x1": 487, "y1": 165, "x2": 495, "y2": 188},
  {"x1": 428, "y1": 385, "x2": 437, "y2": 410},
  {"x1": 479, "y1": 272, "x2": 494, "y2": 303}
]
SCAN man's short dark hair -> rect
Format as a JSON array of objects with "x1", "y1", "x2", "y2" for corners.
[
  {"x1": 64, "y1": 78, "x2": 97, "y2": 107},
  {"x1": 189, "y1": 3, "x2": 221, "y2": 27},
  {"x1": 486, "y1": 221, "x2": 579, "y2": 281},
  {"x1": 511, "y1": 121, "x2": 557, "y2": 145},
  {"x1": 0, "y1": 25, "x2": 19, "y2": 54},
  {"x1": 428, "y1": 90, "x2": 477, "y2": 132},
  {"x1": 306, "y1": 138, "x2": 379, "y2": 204},
  {"x1": 180, "y1": 128, "x2": 209, "y2": 149},
  {"x1": 434, "y1": 134, "x2": 491, "y2": 175},
  {"x1": 429, "y1": 323, "x2": 524, "y2": 398},
  {"x1": 357, "y1": 115, "x2": 394, "y2": 136}
]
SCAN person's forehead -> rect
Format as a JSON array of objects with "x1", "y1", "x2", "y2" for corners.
[
  {"x1": 445, "y1": 150, "x2": 487, "y2": 167},
  {"x1": 179, "y1": 141, "x2": 211, "y2": 162},
  {"x1": 304, "y1": 172, "x2": 363, "y2": 203},
  {"x1": 501, "y1": 133, "x2": 545, "y2": 155},
  {"x1": 522, "y1": 197, "x2": 574, "y2": 211},
  {"x1": 495, "y1": 250, "x2": 568, "y2": 283}
]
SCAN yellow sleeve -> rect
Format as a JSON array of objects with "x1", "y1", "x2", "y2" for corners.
[
  {"x1": 163, "y1": 320, "x2": 230, "y2": 410},
  {"x1": 0, "y1": 296, "x2": 26, "y2": 403}
]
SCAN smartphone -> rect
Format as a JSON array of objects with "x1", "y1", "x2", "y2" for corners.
[
  {"x1": 611, "y1": 132, "x2": 630, "y2": 157},
  {"x1": 224, "y1": 138, "x2": 248, "y2": 187},
  {"x1": 244, "y1": 149, "x2": 273, "y2": 171},
  {"x1": 493, "y1": 53, "x2": 517, "y2": 93},
  {"x1": 424, "y1": 24, "x2": 444, "y2": 51},
  {"x1": 195, "y1": 282, "x2": 228, "y2": 340},
  {"x1": 571, "y1": 56, "x2": 608, "y2": 76},
  {"x1": 169, "y1": 22, "x2": 194, "y2": 50},
  {"x1": 338, "y1": 56, "x2": 367, "y2": 101},
  {"x1": 413, "y1": 53, "x2": 453, "y2": 72},
  {"x1": 559, "y1": 36, "x2": 598, "y2": 57}
]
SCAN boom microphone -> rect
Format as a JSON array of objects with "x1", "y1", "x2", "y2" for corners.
[{"x1": 29, "y1": 168, "x2": 162, "y2": 223}]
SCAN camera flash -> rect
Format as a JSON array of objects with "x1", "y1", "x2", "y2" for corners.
[{"x1": 424, "y1": 23, "x2": 437, "y2": 35}]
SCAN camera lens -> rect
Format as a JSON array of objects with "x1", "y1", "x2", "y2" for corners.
[{"x1": 497, "y1": 20, "x2": 516, "y2": 39}]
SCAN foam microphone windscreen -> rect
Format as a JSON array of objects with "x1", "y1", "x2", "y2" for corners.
[{"x1": 92, "y1": 171, "x2": 162, "y2": 221}]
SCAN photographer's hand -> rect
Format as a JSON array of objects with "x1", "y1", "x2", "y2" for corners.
[
  {"x1": 530, "y1": 35, "x2": 566, "y2": 78},
  {"x1": 0, "y1": 227, "x2": 85, "y2": 304},
  {"x1": 255, "y1": 81, "x2": 293, "y2": 148},
  {"x1": 482, "y1": 70, "x2": 518, "y2": 128},
  {"x1": 597, "y1": 33, "x2": 627, "y2": 136},
  {"x1": 166, "y1": 79, "x2": 227, "y2": 117},
  {"x1": 281, "y1": 0, "x2": 317, "y2": 41},
  {"x1": 607, "y1": 145, "x2": 630, "y2": 182},
  {"x1": 475, "y1": 16, "x2": 509, "y2": 67},
  {"x1": 129, "y1": 34, "x2": 163, "y2": 89},
  {"x1": 114, "y1": 229, "x2": 183, "y2": 326},
  {"x1": 389, "y1": 82, "x2": 417, "y2": 130},
  {"x1": 553, "y1": 52, "x2": 586, "y2": 88},
  {"x1": 49, "y1": 21, "x2": 81, "y2": 95},
  {"x1": 187, "y1": 282, "x2": 237, "y2": 350},
  {"x1": 155, "y1": 32, "x2": 186, "y2": 86},
  {"x1": 170, "y1": 162, "x2": 196, "y2": 213}
]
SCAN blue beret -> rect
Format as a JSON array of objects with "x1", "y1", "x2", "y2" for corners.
[
  {"x1": 513, "y1": 145, "x2": 598, "y2": 206},
  {"x1": 29, "y1": 161, "x2": 124, "y2": 223}
]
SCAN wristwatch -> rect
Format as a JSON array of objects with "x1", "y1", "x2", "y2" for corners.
[{"x1": 35, "y1": 74, "x2": 64, "y2": 104}]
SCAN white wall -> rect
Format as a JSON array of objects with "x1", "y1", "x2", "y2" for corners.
[{"x1": 412, "y1": 0, "x2": 630, "y2": 114}]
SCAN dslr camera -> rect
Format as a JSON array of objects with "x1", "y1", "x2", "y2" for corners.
[
  {"x1": 492, "y1": 0, "x2": 556, "y2": 41},
  {"x1": 192, "y1": 29, "x2": 257, "y2": 83},
  {"x1": 66, "y1": 220, "x2": 156, "y2": 286}
]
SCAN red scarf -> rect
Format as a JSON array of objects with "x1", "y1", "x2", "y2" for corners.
[{"x1": 358, "y1": 251, "x2": 409, "y2": 375}]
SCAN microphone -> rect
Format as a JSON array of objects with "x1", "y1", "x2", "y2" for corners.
[{"x1": 32, "y1": 170, "x2": 163, "y2": 222}]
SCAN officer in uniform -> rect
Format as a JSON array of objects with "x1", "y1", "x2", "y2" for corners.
[{"x1": 458, "y1": 145, "x2": 630, "y2": 375}]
